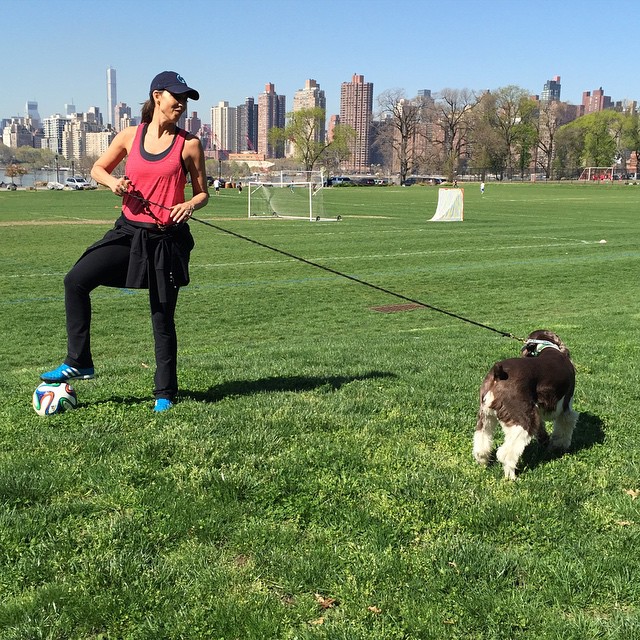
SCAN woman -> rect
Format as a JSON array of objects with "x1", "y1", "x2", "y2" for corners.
[{"x1": 41, "y1": 71, "x2": 209, "y2": 412}]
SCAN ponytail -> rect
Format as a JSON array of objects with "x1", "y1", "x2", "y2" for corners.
[{"x1": 141, "y1": 98, "x2": 155, "y2": 124}]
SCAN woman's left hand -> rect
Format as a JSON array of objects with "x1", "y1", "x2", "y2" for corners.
[{"x1": 170, "y1": 203, "x2": 195, "y2": 224}]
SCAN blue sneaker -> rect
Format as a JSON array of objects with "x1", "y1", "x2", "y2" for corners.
[
  {"x1": 40, "y1": 363, "x2": 95, "y2": 382},
  {"x1": 154, "y1": 398, "x2": 173, "y2": 413}
]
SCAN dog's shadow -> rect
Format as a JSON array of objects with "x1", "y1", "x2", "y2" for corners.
[{"x1": 521, "y1": 411, "x2": 605, "y2": 472}]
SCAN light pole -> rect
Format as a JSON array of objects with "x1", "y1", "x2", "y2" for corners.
[{"x1": 55, "y1": 155, "x2": 59, "y2": 183}]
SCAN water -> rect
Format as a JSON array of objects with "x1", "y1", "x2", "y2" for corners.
[{"x1": 1, "y1": 168, "x2": 79, "y2": 187}]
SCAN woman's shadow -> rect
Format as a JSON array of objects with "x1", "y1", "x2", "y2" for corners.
[{"x1": 181, "y1": 370, "x2": 396, "y2": 404}]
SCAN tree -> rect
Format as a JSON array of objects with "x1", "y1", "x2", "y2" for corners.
[
  {"x1": 468, "y1": 92, "x2": 507, "y2": 179},
  {"x1": 534, "y1": 101, "x2": 573, "y2": 179},
  {"x1": 431, "y1": 88, "x2": 477, "y2": 181},
  {"x1": 621, "y1": 112, "x2": 640, "y2": 175},
  {"x1": 553, "y1": 125, "x2": 584, "y2": 179},
  {"x1": 376, "y1": 89, "x2": 425, "y2": 185},
  {"x1": 487, "y1": 85, "x2": 536, "y2": 178},
  {"x1": 323, "y1": 124, "x2": 357, "y2": 175},
  {"x1": 4, "y1": 163, "x2": 29, "y2": 185},
  {"x1": 269, "y1": 107, "x2": 354, "y2": 179}
]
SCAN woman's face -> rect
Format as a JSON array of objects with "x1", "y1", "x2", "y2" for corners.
[{"x1": 155, "y1": 90, "x2": 189, "y2": 121}]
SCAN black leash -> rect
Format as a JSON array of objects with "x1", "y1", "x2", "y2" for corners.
[{"x1": 125, "y1": 187, "x2": 523, "y2": 342}]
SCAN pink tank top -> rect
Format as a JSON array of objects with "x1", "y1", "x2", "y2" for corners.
[{"x1": 122, "y1": 124, "x2": 187, "y2": 226}]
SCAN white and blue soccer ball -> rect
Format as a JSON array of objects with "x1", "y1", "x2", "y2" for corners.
[{"x1": 32, "y1": 382, "x2": 78, "y2": 416}]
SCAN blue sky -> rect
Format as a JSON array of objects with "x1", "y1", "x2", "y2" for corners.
[{"x1": 5, "y1": 0, "x2": 640, "y2": 122}]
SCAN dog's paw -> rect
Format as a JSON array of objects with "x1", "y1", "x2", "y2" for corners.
[
  {"x1": 503, "y1": 467, "x2": 518, "y2": 480},
  {"x1": 473, "y1": 450, "x2": 493, "y2": 466}
]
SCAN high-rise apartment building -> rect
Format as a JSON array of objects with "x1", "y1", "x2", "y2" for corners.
[
  {"x1": 235, "y1": 97, "x2": 258, "y2": 152},
  {"x1": 257, "y1": 83, "x2": 285, "y2": 158},
  {"x1": 293, "y1": 79, "x2": 326, "y2": 144},
  {"x1": 42, "y1": 114, "x2": 67, "y2": 154},
  {"x1": 211, "y1": 100, "x2": 237, "y2": 153},
  {"x1": 541, "y1": 76, "x2": 561, "y2": 102},
  {"x1": 185, "y1": 111, "x2": 202, "y2": 136},
  {"x1": 106, "y1": 67, "x2": 117, "y2": 127},
  {"x1": 582, "y1": 87, "x2": 612, "y2": 114},
  {"x1": 114, "y1": 102, "x2": 131, "y2": 131},
  {"x1": 340, "y1": 73, "x2": 373, "y2": 173}
]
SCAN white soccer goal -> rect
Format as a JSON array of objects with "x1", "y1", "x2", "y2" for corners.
[
  {"x1": 429, "y1": 188, "x2": 464, "y2": 221},
  {"x1": 578, "y1": 167, "x2": 614, "y2": 181},
  {"x1": 247, "y1": 178, "x2": 340, "y2": 222}
]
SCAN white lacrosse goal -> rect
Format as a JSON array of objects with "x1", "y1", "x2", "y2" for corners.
[{"x1": 429, "y1": 188, "x2": 464, "y2": 221}]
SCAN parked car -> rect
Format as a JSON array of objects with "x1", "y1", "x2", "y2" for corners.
[
  {"x1": 65, "y1": 176, "x2": 93, "y2": 190},
  {"x1": 328, "y1": 176, "x2": 351, "y2": 186},
  {"x1": 47, "y1": 181, "x2": 64, "y2": 190}
]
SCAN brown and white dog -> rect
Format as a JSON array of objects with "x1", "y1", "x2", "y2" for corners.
[{"x1": 473, "y1": 330, "x2": 579, "y2": 480}]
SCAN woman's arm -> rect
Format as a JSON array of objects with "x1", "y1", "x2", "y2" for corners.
[
  {"x1": 170, "y1": 136, "x2": 209, "y2": 223},
  {"x1": 91, "y1": 127, "x2": 136, "y2": 194}
]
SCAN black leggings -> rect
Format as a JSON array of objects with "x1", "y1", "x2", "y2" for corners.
[{"x1": 63, "y1": 240, "x2": 180, "y2": 400}]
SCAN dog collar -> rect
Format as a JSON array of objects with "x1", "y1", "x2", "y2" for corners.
[{"x1": 522, "y1": 339, "x2": 561, "y2": 356}]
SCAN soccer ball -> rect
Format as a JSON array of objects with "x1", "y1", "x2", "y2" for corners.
[{"x1": 32, "y1": 382, "x2": 78, "y2": 416}]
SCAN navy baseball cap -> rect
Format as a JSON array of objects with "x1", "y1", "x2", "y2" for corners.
[{"x1": 149, "y1": 71, "x2": 199, "y2": 100}]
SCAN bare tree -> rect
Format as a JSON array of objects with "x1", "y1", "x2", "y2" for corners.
[
  {"x1": 487, "y1": 85, "x2": 535, "y2": 178},
  {"x1": 535, "y1": 101, "x2": 573, "y2": 179},
  {"x1": 376, "y1": 89, "x2": 424, "y2": 185},
  {"x1": 430, "y1": 88, "x2": 477, "y2": 181}
]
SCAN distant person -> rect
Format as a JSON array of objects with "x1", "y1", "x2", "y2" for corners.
[
  {"x1": 480, "y1": 181, "x2": 485, "y2": 195},
  {"x1": 214, "y1": 178, "x2": 220, "y2": 194},
  {"x1": 237, "y1": 181, "x2": 243, "y2": 193},
  {"x1": 40, "y1": 71, "x2": 209, "y2": 412}
]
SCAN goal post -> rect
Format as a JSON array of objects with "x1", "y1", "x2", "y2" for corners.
[
  {"x1": 429, "y1": 188, "x2": 464, "y2": 221},
  {"x1": 248, "y1": 181, "x2": 317, "y2": 221},
  {"x1": 578, "y1": 167, "x2": 614, "y2": 181},
  {"x1": 247, "y1": 175, "x2": 341, "y2": 222}
]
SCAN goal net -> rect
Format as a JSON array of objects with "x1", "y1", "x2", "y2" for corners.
[
  {"x1": 578, "y1": 167, "x2": 614, "y2": 181},
  {"x1": 248, "y1": 181, "x2": 320, "y2": 221},
  {"x1": 429, "y1": 188, "x2": 464, "y2": 221}
]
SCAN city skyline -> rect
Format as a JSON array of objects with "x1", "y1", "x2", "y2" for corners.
[{"x1": 3, "y1": 0, "x2": 640, "y2": 125}]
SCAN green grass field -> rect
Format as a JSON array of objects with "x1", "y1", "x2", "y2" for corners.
[{"x1": 0, "y1": 182, "x2": 639, "y2": 638}]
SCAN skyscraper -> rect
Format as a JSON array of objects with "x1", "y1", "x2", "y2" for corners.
[
  {"x1": 211, "y1": 101, "x2": 237, "y2": 153},
  {"x1": 236, "y1": 97, "x2": 258, "y2": 152},
  {"x1": 340, "y1": 74, "x2": 373, "y2": 173},
  {"x1": 106, "y1": 67, "x2": 117, "y2": 127},
  {"x1": 582, "y1": 87, "x2": 612, "y2": 114},
  {"x1": 293, "y1": 79, "x2": 326, "y2": 143},
  {"x1": 25, "y1": 101, "x2": 40, "y2": 129},
  {"x1": 257, "y1": 83, "x2": 285, "y2": 158},
  {"x1": 541, "y1": 76, "x2": 561, "y2": 102}
]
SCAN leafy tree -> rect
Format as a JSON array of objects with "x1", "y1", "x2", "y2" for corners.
[
  {"x1": 553, "y1": 125, "x2": 584, "y2": 178},
  {"x1": 269, "y1": 108, "x2": 355, "y2": 179},
  {"x1": 621, "y1": 113, "x2": 640, "y2": 174},
  {"x1": 322, "y1": 124, "x2": 357, "y2": 176},
  {"x1": 4, "y1": 163, "x2": 29, "y2": 185}
]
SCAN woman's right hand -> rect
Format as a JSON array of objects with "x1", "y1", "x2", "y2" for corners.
[{"x1": 112, "y1": 176, "x2": 131, "y2": 197}]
